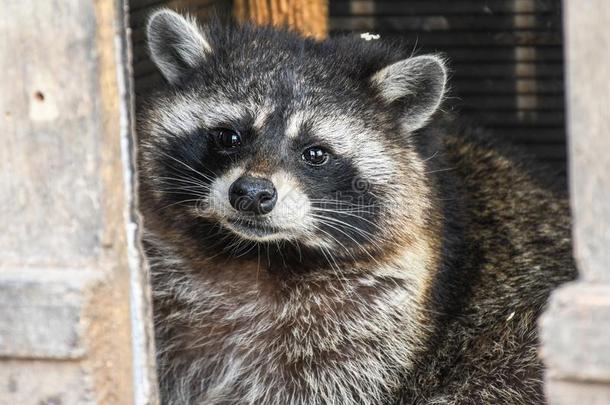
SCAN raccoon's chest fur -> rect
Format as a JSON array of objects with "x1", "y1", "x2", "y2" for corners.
[{"x1": 149, "y1": 248, "x2": 430, "y2": 405}]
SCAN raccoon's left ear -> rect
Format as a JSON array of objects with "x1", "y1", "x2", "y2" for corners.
[
  {"x1": 146, "y1": 9, "x2": 212, "y2": 84},
  {"x1": 371, "y1": 55, "x2": 447, "y2": 132}
]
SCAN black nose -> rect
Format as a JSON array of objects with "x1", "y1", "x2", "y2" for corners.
[{"x1": 229, "y1": 176, "x2": 277, "y2": 215}]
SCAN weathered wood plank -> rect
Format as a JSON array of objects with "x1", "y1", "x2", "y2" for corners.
[
  {"x1": 234, "y1": 0, "x2": 328, "y2": 39},
  {"x1": 541, "y1": 284, "x2": 610, "y2": 381},
  {"x1": 0, "y1": 0, "x2": 102, "y2": 267},
  {"x1": 0, "y1": 0, "x2": 158, "y2": 403},
  {"x1": 563, "y1": 0, "x2": 610, "y2": 282},
  {"x1": 0, "y1": 269, "x2": 93, "y2": 359},
  {"x1": 541, "y1": 0, "x2": 610, "y2": 401}
]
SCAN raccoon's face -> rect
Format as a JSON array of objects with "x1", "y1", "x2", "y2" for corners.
[{"x1": 139, "y1": 10, "x2": 446, "y2": 270}]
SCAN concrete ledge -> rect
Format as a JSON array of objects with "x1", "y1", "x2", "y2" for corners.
[
  {"x1": 545, "y1": 379, "x2": 610, "y2": 405},
  {"x1": 0, "y1": 268, "x2": 98, "y2": 360},
  {"x1": 0, "y1": 359, "x2": 94, "y2": 405},
  {"x1": 540, "y1": 281, "x2": 610, "y2": 382}
]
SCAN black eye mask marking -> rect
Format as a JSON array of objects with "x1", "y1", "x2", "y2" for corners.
[
  {"x1": 302, "y1": 145, "x2": 330, "y2": 166},
  {"x1": 211, "y1": 127, "x2": 242, "y2": 150},
  {"x1": 291, "y1": 151, "x2": 381, "y2": 250},
  {"x1": 147, "y1": 106, "x2": 384, "y2": 273}
]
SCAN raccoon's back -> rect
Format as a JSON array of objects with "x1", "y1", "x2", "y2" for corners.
[
  {"x1": 402, "y1": 125, "x2": 576, "y2": 404},
  {"x1": 444, "y1": 128, "x2": 574, "y2": 309}
]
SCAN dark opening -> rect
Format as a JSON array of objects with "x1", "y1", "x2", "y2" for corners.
[{"x1": 330, "y1": 0, "x2": 566, "y2": 186}]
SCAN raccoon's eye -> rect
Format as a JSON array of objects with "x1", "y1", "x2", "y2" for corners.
[
  {"x1": 302, "y1": 146, "x2": 329, "y2": 166},
  {"x1": 212, "y1": 128, "x2": 242, "y2": 149}
]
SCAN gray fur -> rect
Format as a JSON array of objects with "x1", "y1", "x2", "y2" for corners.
[
  {"x1": 147, "y1": 10, "x2": 212, "y2": 84},
  {"x1": 138, "y1": 10, "x2": 575, "y2": 405},
  {"x1": 371, "y1": 55, "x2": 447, "y2": 132}
]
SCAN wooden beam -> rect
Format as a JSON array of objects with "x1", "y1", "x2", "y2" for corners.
[
  {"x1": 540, "y1": 0, "x2": 610, "y2": 402},
  {"x1": 0, "y1": 0, "x2": 158, "y2": 403},
  {"x1": 234, "y1": 0, "x2": 328, "y2": 39}
]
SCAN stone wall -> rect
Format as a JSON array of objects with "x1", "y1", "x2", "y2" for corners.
[
  {"x1": 0, "y1": 0, "x2": 158, "y2": 403},
  {"x1": 540, "y1": 0, "x2": 610, "y2": 403}
]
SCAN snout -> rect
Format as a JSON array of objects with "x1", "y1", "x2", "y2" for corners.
[{"x1": 229, "y1": 176, "x2": 278, "y2": 215}]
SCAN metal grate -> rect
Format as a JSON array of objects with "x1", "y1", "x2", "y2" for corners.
[{"x1": 329, "y1": 0, "x2": 567, "y2": 182}]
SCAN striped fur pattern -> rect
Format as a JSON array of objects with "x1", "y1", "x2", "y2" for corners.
[{"x1": 138, "y1": 10, "x2": 575, "y2": 404}]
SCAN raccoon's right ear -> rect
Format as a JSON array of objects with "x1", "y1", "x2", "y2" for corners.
[
  {"x1": 146, "y1": 9, "x2": 212, "y2": 84},
  {"x1": 371, "y1": 55, "x2": 447, "y2": 132}
]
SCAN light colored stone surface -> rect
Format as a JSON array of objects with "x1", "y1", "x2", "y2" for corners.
[
  {"x1": 542, "y1": 0, "x2": 610, "y2": 402},
  {"x1": 0, "y1": 0, "x2": 158, "y2": 403},
  {"x1": 120, "y1": 0, "x2": 160, "y2": 402},
  {"x1": 0, "y1": 0, "x2": 102, "y2": 267},
  {"x1": 546, "y1": 379, "x2": 610, "y2": 405},
  {"x1": 540, "y1": 283, "x2": 610, "y2": 382},
  {"x1": 564, "y1": 0, "x2": 610, "y2": 283},
  {"x1": 0, "y1": 360, "x2": 94, "y2": 405},
  {"x1": 0, "y1": 268, "x2": 95, "y2": 359}
]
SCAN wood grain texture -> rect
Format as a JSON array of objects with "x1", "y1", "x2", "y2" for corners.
[
  {"x1": 541, "y1": 0, "x2": 610, "y2": 402},
  {"x1": 234, "y1": 0, "x2": 328, "y2": 39},
  {"x1": 563, "y1": 0, "x2": 610, "y2": 282},
  {"x1": 0, "y1": 0, "x2": 158, "y2": 403}
]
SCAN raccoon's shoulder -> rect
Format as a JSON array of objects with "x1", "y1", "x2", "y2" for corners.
[
  {"x1": 417, "y1": 114, "x2": 575, "y2": 307},
  {"x1": 399, "y1": 118, "x2": 576, "y2": 403},
  {"x1": 447, "y1": 118, "x2": 571, "y2": 276}
]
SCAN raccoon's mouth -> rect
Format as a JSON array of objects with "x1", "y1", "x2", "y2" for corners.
[{"x1": 223, "y1": 217, "x2": 283, "y2": 241}]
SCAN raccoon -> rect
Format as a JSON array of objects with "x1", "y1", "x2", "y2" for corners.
[{"x1": 137, "y1": 9, "x2": 576, "y2": 405}]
